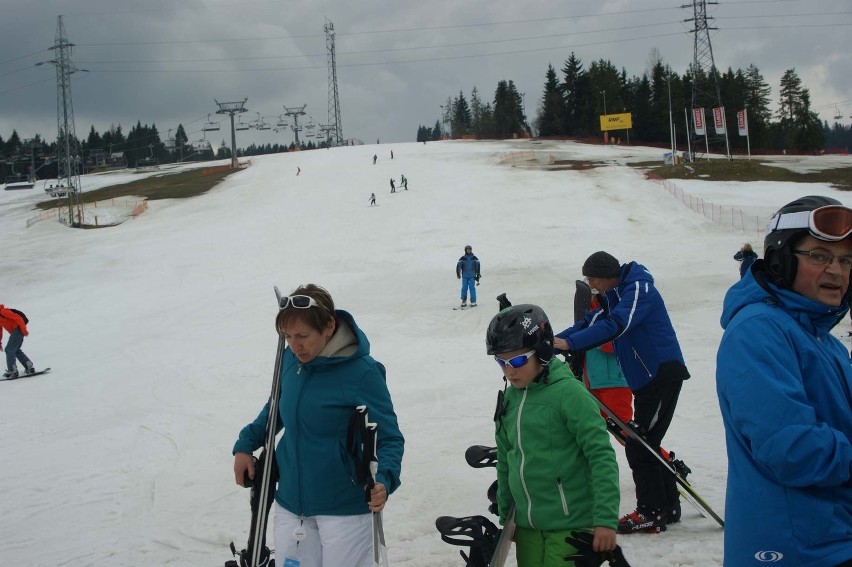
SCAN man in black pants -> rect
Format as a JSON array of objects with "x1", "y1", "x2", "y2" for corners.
[{"x1": 554, "y1": 251, "x2": 689, "y2": 534}]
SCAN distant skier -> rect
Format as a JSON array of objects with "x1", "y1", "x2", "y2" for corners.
[
  {"x1": 400, "y1": 174, "x2": 408, "y2": 190},
  {"x1": 389, "y1": 178, "x2": 396, "y2": 193},
  {"x1": 733, "y1": 243, "x2": 757, "y2": 279},
  {"x1": 0, "y1": 305, "x2": 35, "y2": 379},
  {"x1": 369, "y1": 193, "x2": 376, "y2": 206},
  {"x1": 373, "y1": 154, "x2": 377, "y2": 165},
  {"x1": 456, "y1": 245, "x2": 481, "y2": 308},
  {"x1": 297, "y1": 167, "x2": 301, "y2": 176},
  {"x1": 390, "y1": 150, "x2": 394, "y2": 159}
]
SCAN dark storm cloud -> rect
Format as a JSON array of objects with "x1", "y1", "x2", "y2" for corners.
[{"x1": 1, "y1": 0, "x2": 849, "y2": 147}]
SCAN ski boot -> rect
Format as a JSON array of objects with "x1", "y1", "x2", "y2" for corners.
[
  {"x1": 3, "y1": 368, "x2": 19, "y2": 380},
  {"x1": 618, "y1": 506, "x2": 667, "y2": 534},
  {"x1": 25, "y1": 361, "x2": 36, "y2": 375}
]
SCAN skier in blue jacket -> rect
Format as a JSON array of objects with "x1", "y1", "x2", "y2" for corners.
[
  {"x1": 716, "y1": 195, "x2": 852, "y2": 567},
  {"x1": 456, "y1": 245, "x2": 481, "y2": 308},
  {"x1": 233, "y1": 284, "x2": 404, "y2": 567},
  {"x1": 553, "y1": 251, "x2": 689, "y2": 534}
]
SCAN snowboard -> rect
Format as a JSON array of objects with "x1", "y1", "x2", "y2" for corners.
[{"x1": 1, "y1": 367, "x2": 51, "y2": 381}]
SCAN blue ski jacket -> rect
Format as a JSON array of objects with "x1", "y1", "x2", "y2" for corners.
[
  {"x1": 233, "y1": 310, "x2": 404, "y2": 517},
  {"x1": 716, "y1": 262, "x2": 852, "y2": 567},
  {"x1": 555, "y1": 261, "x2": 687, "y2": 391},
  {"x1": 456, "y1": 253, "x2": 480, "y2": 279}
]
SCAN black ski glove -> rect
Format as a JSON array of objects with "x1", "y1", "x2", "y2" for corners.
[
  {"x1": 475, "y1": 274, "x2": 481, "y2": 284},
  {"x1": 564, "y1": 531, "x2": 631, "y2": 567}
]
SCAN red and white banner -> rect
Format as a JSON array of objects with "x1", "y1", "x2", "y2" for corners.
[
  {"x1": 737, "y1": 108, "x2": 748, "y2": 136},
  {"x1": 713, "y1": 107, "x2": 726, "y2": 135},
  {"x1": 693, "y1": 108, "x2": 706, "y2": 136}
]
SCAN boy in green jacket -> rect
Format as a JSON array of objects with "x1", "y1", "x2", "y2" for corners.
[{"x1": 487, "y1": 304, "x2": 621, "y2": 566}]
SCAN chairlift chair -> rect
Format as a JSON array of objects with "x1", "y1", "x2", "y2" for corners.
[
  {"x1": 236, "y1": 120, "x2": 250, "y2": 131},
  {"x1": 834, "y1": 105, "x2": 843, "y2": 120},
  {"x1": 203, "y1": 114, "x2": 221, "y2": 132}
]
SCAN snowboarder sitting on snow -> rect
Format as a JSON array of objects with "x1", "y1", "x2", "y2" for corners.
[
  {"x1": 733, "y1": 242, "x2": 757, "y2": 279},
  {"x1": 716, "y1": 196, "x2": 852, "y2": 567},
  {"x1": 233, "y1": 284, "x2": 404, "y2": 567},
  {"x1": 456, "y1": 245, "x2": 481, "y2": 308},
  {"x1": 0, "y1": 304, "x2": 35, "y2": 379},
  {"x1": 554, "y1": 251, "x2": 689, "y2": 534},
  {"x1": 488, "y1": 304, "x2": 621, "y2": 567}
]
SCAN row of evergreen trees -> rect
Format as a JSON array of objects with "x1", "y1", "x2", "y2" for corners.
[
  {"x1": 0, "y1": 120, "x2": 326, "y2": 182},
  {"x1": 421, "y1": 52, "x2": 851, "y2": 153}
]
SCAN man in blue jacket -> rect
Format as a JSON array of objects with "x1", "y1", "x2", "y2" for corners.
[
  {"x1": 456, "y1": 245, "x2": 481, "y2": 308},
  {"x1": 717, "y1": 195, "x2": 852, "y2": 567},
  {"x1": 554, "y1": 251, "x2": 690, "y2": 534}
]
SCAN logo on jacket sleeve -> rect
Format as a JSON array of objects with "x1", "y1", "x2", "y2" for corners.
[{"x1": 754, "y1": 551, "x2": 783, "y2": 562}]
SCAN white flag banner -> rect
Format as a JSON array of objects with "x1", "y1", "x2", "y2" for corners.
[
  {"x1": 737, "y1": 109, "x2": 749, "y2": 136},
  {"x1": 693, "y1": 108, "x2": 706, "y2": 136},
  {"x1": 713, "y1": 107, "x2": 726, "y2": 135}
]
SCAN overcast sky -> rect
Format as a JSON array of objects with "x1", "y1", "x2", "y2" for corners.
[{"x1": 1, "y1": 0, "x2": 850, "y2": 151}]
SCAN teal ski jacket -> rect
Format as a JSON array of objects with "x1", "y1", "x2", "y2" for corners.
[{"x1": 233, "y1": 310, "x2": 404, "y2": 517}]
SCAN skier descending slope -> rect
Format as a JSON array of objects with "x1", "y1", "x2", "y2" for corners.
[{"x1": 232, "y1": 284, "x2": 404, "y2": 567}]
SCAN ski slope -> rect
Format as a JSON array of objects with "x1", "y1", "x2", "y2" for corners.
[{"x1": 1, "y1": 139, "x2": 849, "y2": 566}]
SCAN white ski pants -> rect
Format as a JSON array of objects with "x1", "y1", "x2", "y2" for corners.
[{"x1": 274, "y1": 502, "x2": 373, "y2": 567}]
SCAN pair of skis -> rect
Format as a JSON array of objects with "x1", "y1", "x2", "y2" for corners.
[{"x1": 227, "y1": 287, "x2": 288, "y2": 567}]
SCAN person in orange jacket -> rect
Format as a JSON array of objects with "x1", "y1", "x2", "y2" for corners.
[{"x1": 0, "y1": 305, "x2": 35, "y2": 379}]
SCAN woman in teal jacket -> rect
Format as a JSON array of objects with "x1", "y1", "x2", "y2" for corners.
[
  {"x1": 233, "y1": 284, "x2": 404, "y2": 567},
  {"x1": 487, "y1": 304, "x2": 620, "y2": 567}
]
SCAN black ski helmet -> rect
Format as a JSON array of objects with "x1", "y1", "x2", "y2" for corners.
[
  {"x1": 764, "y1": 195, "x2": 844, "y2": 288},
  {"x1": 485, "y1": 304, "x2": 554, "y2": 362}
]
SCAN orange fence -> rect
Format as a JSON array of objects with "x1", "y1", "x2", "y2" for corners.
[{"x1": 202, "y1": 159, "x2": 252, "y2": 176}]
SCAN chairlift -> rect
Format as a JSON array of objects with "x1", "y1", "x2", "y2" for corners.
[
  {"x1": 277, "y1": 116, "x2": 288, "y2": 128},
  {"x1": 257, "y1": 121, "x2": 271, "y2": 131},
  {"x1": 203, "y1": 114, "x2": 221, "y2": 132},
  {"x1": 235, "y1": 120, "x2": 250, "y2": 131},
  {"x1": 834, "y1": 105, "x2": 843, "y2": 120}
]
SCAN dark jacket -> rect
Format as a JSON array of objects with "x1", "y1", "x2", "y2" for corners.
[
  {"x1": 733, "y1": 249, "x2": 758, "y2": 278},
  {"x1": 456, "y1": 253, "x2": 480, "y2": 279},
  {"x1": 555, "y1": 261, "x2": 688, "y2": 391}
]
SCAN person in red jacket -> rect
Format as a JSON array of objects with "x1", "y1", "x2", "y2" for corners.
[{"x1": 0, "y1": 305, "x2": 35, "y2": 379}]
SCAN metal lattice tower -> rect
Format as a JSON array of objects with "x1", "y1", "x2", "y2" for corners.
[
  {"x1": 284, "y1": 105, "x2": 307, "y2": 146},
  {"x1": 46, "y1": 16, "x2": 83, "y2": 226},
  {"x1": 214, "y1": 98, "x2": 248, "y2": 168},
  {"x1": 683, "y1": 1, "x2": 724, "y2": 130},
  {"x1": 324, "y1": 19, "x2": 343, "y2": 146}
]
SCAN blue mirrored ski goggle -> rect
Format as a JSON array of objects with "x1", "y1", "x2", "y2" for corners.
[{"x1": 494, "y1": 350, "x2": 536, "y2": 369}]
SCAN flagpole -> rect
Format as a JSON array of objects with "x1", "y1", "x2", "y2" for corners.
[{"x1": 684, "y1": 108, "x2": 692, "y2": 162}]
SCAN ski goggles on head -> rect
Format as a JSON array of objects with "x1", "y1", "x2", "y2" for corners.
[
  {"x1": 767, "y1": 205, "x2": 852, "y2": 241},
  {"x1": 281, "y1": 295, "x2": 319, "y2": 310},
  {"x1": 494, "y1": 350, "x2": 536, "y2": 369}
]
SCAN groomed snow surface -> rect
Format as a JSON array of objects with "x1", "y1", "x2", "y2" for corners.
[{"x1": 1, "y1": 140, "x2": 850, "y2": 566}]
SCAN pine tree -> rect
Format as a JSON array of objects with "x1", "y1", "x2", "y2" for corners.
[
  {"x1": 536, "y1": 64, "x2": 565, "y2": 137},
  {"x1": 743, "y1": 64, "x2": 772, "y2": 147},
  {"x1": 561, "y1": 53, "x2": 586, "y2": 135},
  {"x1": 470, "y1": 87, "x2": 485, "y2": 138},
  {"x1": 452, "y1": 90, "x2": 473, "y2": 136},
  {"x1": 778, "y1": 68, "x2": 803, "y2": 122}
]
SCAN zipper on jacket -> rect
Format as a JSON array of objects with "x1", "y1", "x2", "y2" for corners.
[
  {"x1": 517, "y1": 389, "x2": 535, "y2": 529},
  {"x1": 556, "y1": 478, "x2": 569, "y2": 516},
  {"x1": 295, "y1": 370, "x2": 306, "y2": 514},
  {"x1": 633, "y1": 347, "x2": 652, "y2": 378}
]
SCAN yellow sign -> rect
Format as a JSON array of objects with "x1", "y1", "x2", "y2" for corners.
[{"x1": 599, "y1": 113, "x2": 633, "y2": 131}]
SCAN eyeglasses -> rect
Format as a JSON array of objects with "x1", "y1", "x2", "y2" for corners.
[
  {"x1": 494, "y1": 350, "x2": 536, "y2": 369},
  {"x1": 768, "y1": 204, "x2": 852, "y2": 242},
  {"x1": 281, "y1": 295, "x2": 319, "y2": 309},
  {"x1": 793, "y1": 249, "x2": 852, "y2": 269}
]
